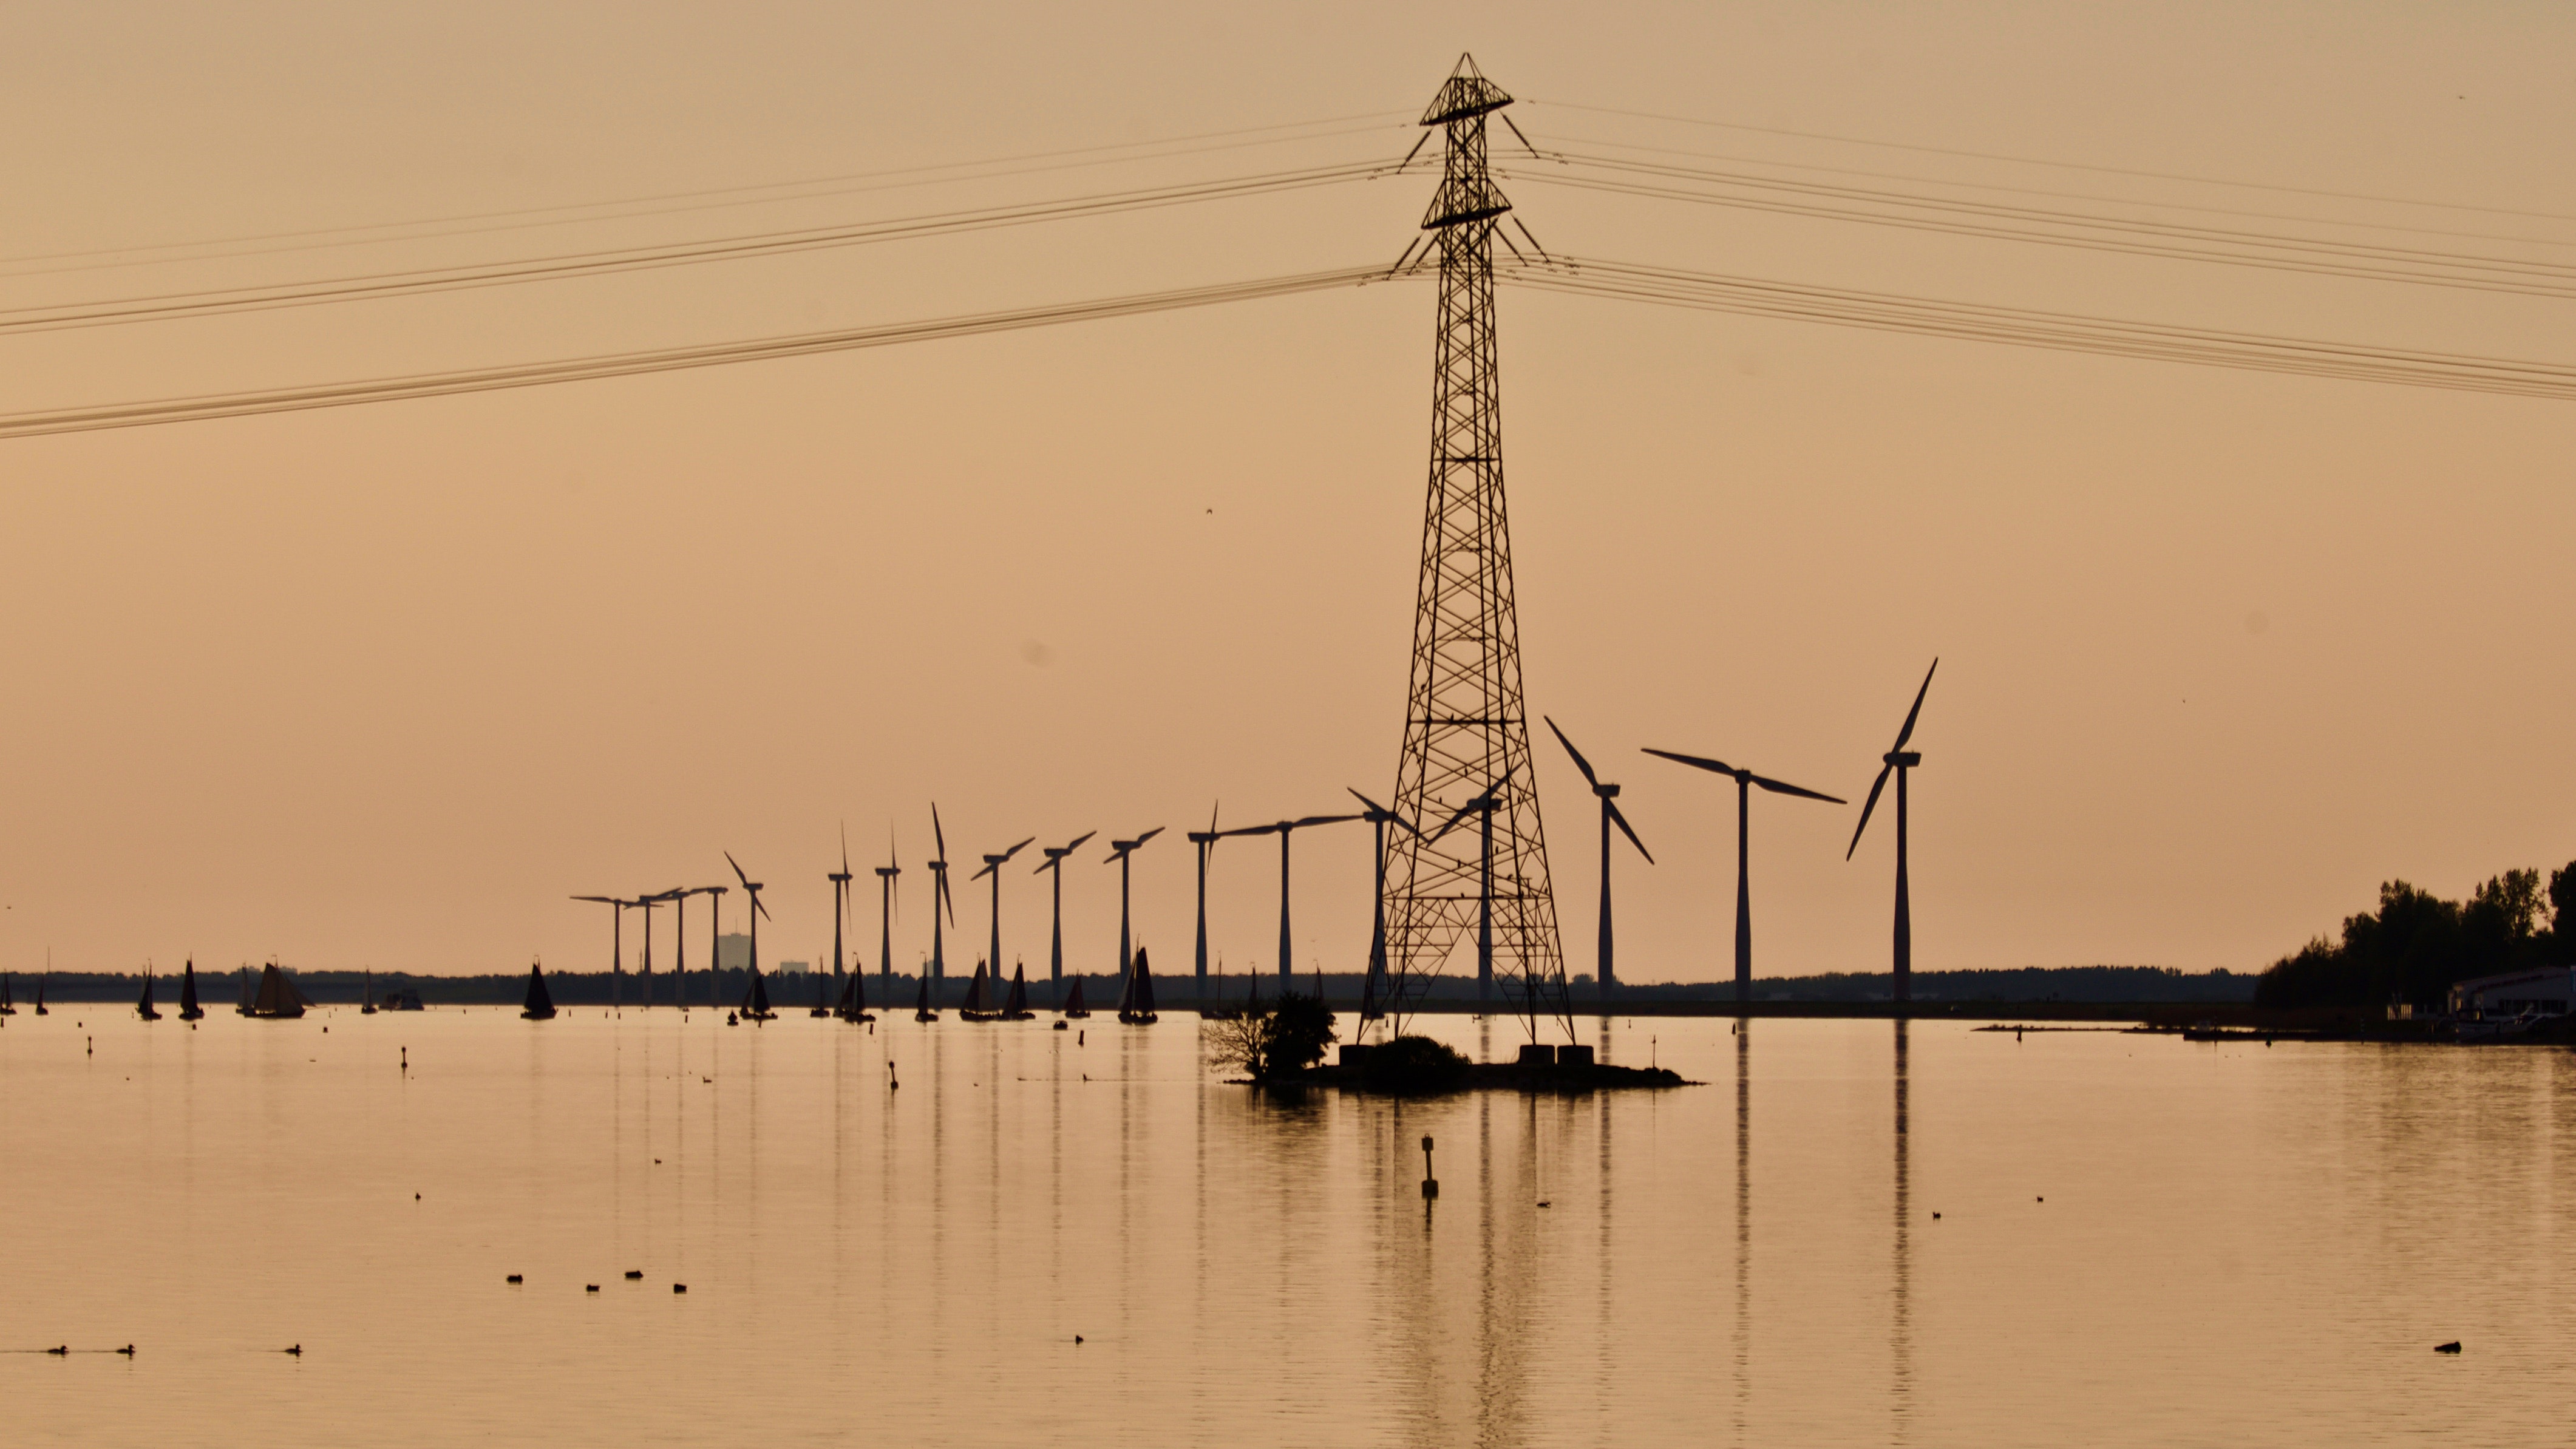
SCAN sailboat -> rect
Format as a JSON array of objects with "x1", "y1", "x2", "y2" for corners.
[
  {"x1": 236, "y1": 966, "x2": 253, "y2": 1016},
  {"x1": 177, "y1": 959, "x2": 204, "y2": 1022},
  {"x1": 521, "y1": 959, "x2": 557, "y2": 1020},
  {"x1": 1060, "y1": 975, "x2": 1089, "y2": 1019},
  {"x1": 32, "y1": 976, "x2": 44, "y2": 1016},
  {"x1": 361, "y1": 969, "x2": 378, "y2": 1015},
  {"x1": 959, "y1": 962, "x2": 999, "y2": 1022},
  {"x1": 135, "y1": 967, "x2": 161, "y2": 1021},
  {"x1": 1116, "y1": 946, "x2": 1160, "y2": 1025},
  {"x1": 741, "y1": 966, "x2": 775, "y2": 1022},
  {"x1": 1000, "y1": 963, "x2": 1036, "y2": 1021},
  {"x1": 809, "y1": 968, "x2": 830, "y2": 1019},
  {"x1": 249, "y1": 961, "x2": 311, "y2": 1019},
  {"x1": 834, "y1": 964, "x2": 872, "y2": 1023},
  {"x1": 913, "y1": 974, "x2": 938, "y2": 1022}
]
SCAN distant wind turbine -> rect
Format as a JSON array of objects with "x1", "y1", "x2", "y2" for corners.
[
  {"x1": 1034, "y1": 830, "x2": 1098, "y2": 999},
  {"x1": 726, "y1": 851, "x2": 775, "y2": 1018},
  {"x1": 1846, "y1": 659, "x2": 1939, "y2": 1004},
  {"x1": 973, "y1": 835, "x2": 1038, "y2": 1003},
  {"x1": 1429, "y1": 776, "x2": 1505, "y2": 1002},
  {"x1": 1546, "y1": 717, "x2": 1656, "y2": 1000},
  {"x1": 875, "y1": 833, "x2": 902, "y2": 985},
  {"x1": 927, "y1": 806, "x2": 957, "y2": 988},
  {"x1": 1346, "y1": 787, "x2": 1421, "y2": 1025},
  {"x1": 571, "y1": 894, "x2": 628, "y2": 985},
  {"x1": 1185, "y1": 803, "x2": 1222, "y2": 996},
  {"x1": 1103, "y1": 828, "x2": 1164, "y2": 983},
  {"x1": 1642, "y1": 747, "x2": 1843, "y2": 1003},
  {"x1": 1220, "y1": 809, "x2": 1366, "y2": 985}
]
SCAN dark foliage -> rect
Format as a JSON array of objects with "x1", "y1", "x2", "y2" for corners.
[
  {"x1": 1201, "y1": 990, "x2": 1338, "y2": 1082},
  {"x1": 1361, "y1": 1035, "x2": 1471, "y2": 1094},
  {"x1": 2255, "y1": 863, "x2": 2571, "y2": 1010}
]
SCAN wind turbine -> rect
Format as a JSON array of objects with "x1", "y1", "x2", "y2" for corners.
[
  {"x1": 1543, "y1": 717, "x2": 1656, "y2": 1001},
  {"x1": 571, "y1": 894, "x2": 627, "y2": 987},
  {"x1": 1034, "y1": 830, "x2": 1098, "y2": 997},
  {"x1": 1185, "y1": 803, "x2": 1221, "y2": 996},
  {"x1": 1346, "y1": 787, "x2": 1421, "y2": 1025},
  {"x1": 699, "y1": 884, "x2": 729, "y2": 1011},
  {"x1": 632, "y1": 891, "x2": 662, "y2": 1010},
  {"x1": 1103, "y1": 828, "x2": 1164, "y2": 983},
  {"x1": 875, "y1": 835, "x2": 901, "y2": 985},
  {"x1": 726, "y1": 851, "x2": 775, "y2": 1014},
  {"x1": 655, "y1": 887, "x2": 692, "y2": 1011},
  {"x1": 1220, "y1": 809, "x2": 1366, "y2": 986},
  {"x1": 1641, "y1": 747, "x2": 1843, "y2": 1003},
  {"x1": 972, "y1": 835, "x2": 1038, "y2": 1002},
  {"x1": 830, "y1": 827, "x2": 855, "y2": 990},
  {"x1": 1429, "y1": 779, "x2": 1505, "y2": 1003},
  {"x1": 1846, "y1": 659, "x2": 1939, "y2": 1004},
  {"x1": 926, "y1": 806, "x2": 957, "y2": 988}
]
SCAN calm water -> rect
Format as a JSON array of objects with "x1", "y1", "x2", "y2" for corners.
[{"x1": 3, "y1": 1005, "x2": 2569, "y2": 1446}]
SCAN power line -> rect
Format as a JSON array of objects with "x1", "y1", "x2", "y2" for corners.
[
  {"x1": 0, "y1": 265, "x2": 1410, "y2": 439},
  {"x1": 0, "y1": 110, "x2": 1416, "y2": 277},
  {"x1": 1521, "y1": 97, "x2": 2576, "y2": 225},
  {"x1": 1507, "y1": 151, "x2": 2576, "y2": 301},
  {"x1": 1502, "y1": 254, "x2": 2576, "y2": 401},
  {"x1": 0, "y1": 158, "x2": 1415, "y2": 336}
]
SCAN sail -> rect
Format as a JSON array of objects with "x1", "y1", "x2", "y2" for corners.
[
  {"x1": 522, "y1": 962, "x2": 557, "y2": 1019},
  {"x1": 32, "y1": 977, "x2": 44, "y2": 1015},
  {"x1": 1132, "y1": 948, "x2": 1157, "y2": 1014},
  {"x1": 136, "y1": 972, "x2": 159, "y2": 1019},
  {"x1": 745, "y1": 969, "x2": 772, "y2": 1017},
  {"x1": 1062, "y1": 977, "x2": 1087, "y2": 1014},
  {"x1": 1004, "y1": 966, "x2": 1028, "y2": 1015},
  {"x1": 1115, "y1": 959, "x2": 1135, "y2": 1016},
  {"x1": 179, "y1": 961, "x2": 202, "y2": 1019},
  {"x1": 237, "y1": 968, "x2": 252, "y2": 1016},
  {"x1": 915, "y1": 976, "x2": 931, "y2": 1014},
  {"x1": 253, "y1": 963, "x2": 308, "y2": 1018},
  {"x1": 963, "y1": 963, "x2": 989, "y2": 1013}
]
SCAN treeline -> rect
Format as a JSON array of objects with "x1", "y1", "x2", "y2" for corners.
[
  {"x1": 14, "y1": 963, "x2": 2253, "y2": 1006},
  {"x1": 2255, "y1": 864, "x2": 2575, "y2": 1010}
]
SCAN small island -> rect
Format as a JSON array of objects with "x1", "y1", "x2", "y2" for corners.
[{"x1": 1206, "y1": 992, "x2": 1693, "y2": 1094}]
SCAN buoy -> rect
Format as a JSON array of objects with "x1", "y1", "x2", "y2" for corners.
[
  {"x1": 2037, "y1": 1196, "x2": 2044, "y2": 1203},
  {"x1": 1932, "y1": 1212, "x2": 1942, "y2": 1220},
  {"x1": 1536, "y1": 1201, "x2": 1551, "y2": 1209},
  {"x1": 586, "y1": 1284, "x2": 600, "y2": 1294},
  {"x1": 625, "y1": 1271, "x2": 642, "y2": 1280},
  {"x1": 673, "y1": 1283, "x2": 687, "y2": 1294},
  {"x1": 506, "y1": 1274, "x2": 523, "y2": 1284},
  {"x1": 1074, "y1": 1334, "x2": 1084, "y2": 1344},
  {"x1": 1421, "y1": 1135, "x2": 1439, "y2": 1199},
  {"x1": 2435, "y1": 1340, "x2": 2461, "y2": 1354}
]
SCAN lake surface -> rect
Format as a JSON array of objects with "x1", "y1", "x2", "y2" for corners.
[{"x1": 3, "y1": 1003, "x2": 2569, "y2": 1446}]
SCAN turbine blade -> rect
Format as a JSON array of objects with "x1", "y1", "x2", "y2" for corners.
[
  {"x1": 1427, "y1": 795, "x2": 1483, "y2": 846},
  {"x1": 725, "y1": 852, "x2": 752, "y2": 891},
  {"x1": 840, "y1": 822, "x2": 849, "y2": 877},
  {"x1": 1605, "y1": 796, "x2": 1655, "y2": 865},
  {"x1": 1135, "y1": 826, "x2": 1164, "y2": 847},
  {"x1": 1208, "y1": 800, "x2": 1220, "y2": 837},
  {"x1": 1289, "y1": 813, "x2": 1364, "y2": 829},
  {"x1": 1846, "y1": 764, "x2": 1894, "y2": 860},
  {"x1": 931, "y1": 803, "x2": 947, "y2": 862},
  {"x1": 1750, "y1": 773, "x2": 1847, "y2": 804},
  {"x1": 753, "y1": 893, "x2": 773, "y2": 921},
  {"x1": 1005, "y1": 836, "x2": 1036, "y2": 860},
  {"x1": 1544, "y1": 715, "x2": 1601, "y2": 789},
  {"x1": 1642, "y1": 747, "x2": 1738, "y2": 776},
  {"x1": 1892, "y1": 658, "x2": 1940, "y2": 750},
  {"x1": 1064, "y1": 830, "x2": 1096, "y2": 854}
]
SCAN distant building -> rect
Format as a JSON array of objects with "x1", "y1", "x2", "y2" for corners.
[
  {"x1": 716, "y1": 933, "x2": 751, "y2": 972},
  {"x1": 2447, "y1": 966, "x2": 2576, "y2": 1017}
]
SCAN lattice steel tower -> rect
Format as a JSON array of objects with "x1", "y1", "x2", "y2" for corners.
[{"x1": 1382, "y1": 56, "x2": 1568, "y2": 1038}]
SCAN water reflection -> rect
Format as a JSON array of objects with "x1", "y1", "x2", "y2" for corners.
[
  {"x1": 1893, "y1": 1018, "x2": 1912, "y2": 1437},
  {"x1": 1734, "y1": 1017, "x2": 1751, "y2": 1436}
]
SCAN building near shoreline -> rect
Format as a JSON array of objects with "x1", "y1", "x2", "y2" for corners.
[{"x1": 2447, "y1": 966, "x2": 2576, "y2": 1017}]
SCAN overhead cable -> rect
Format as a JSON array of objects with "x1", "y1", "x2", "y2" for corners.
[{"x1": 0, "y1": 265, "x2": 1408, "y2": 439}]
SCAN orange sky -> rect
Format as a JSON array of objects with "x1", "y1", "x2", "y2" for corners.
[{"x1": 1, "y1": 2, "x2": 2568, "y2": 984}]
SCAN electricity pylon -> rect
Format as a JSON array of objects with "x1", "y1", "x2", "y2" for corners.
[{"x1": 1382, "y1": 55, "x2": 1569, "y2": 1042}]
